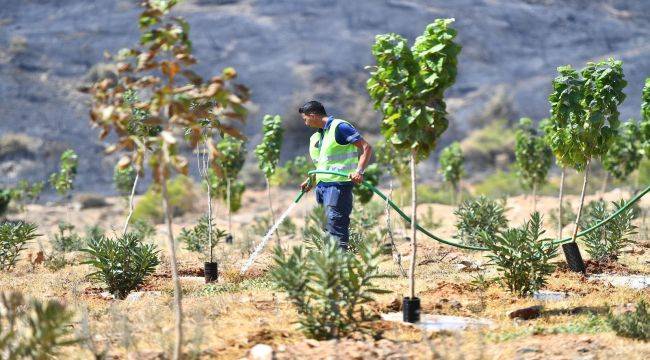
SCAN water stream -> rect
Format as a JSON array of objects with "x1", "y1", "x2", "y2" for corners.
[{"x1": 240, "y1": 202, "x2": 298, "y2": 273}]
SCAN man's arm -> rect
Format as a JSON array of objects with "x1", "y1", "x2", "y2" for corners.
[{"x1": 350, "y1": 138, "x2": 372, "y2": 184}]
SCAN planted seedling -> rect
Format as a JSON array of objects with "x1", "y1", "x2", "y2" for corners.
[
  {"x1": 367, "y1": 18, "x2": 460, "y2": 321},
  {"x1": 438, "y1": 141, "x2": 465, "y2": 204},
  {"x1": 514, "y1": 118, "x2": 552, "y2": 211},
  {"x1": 255, "y1": 114, "x2": 284, "y2": 245},
  {"x1": 86, "y1": 0, "x2": 249, "y2": 356}
]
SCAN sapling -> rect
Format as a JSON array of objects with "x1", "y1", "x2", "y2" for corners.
[
  {"x1": 438, "y1": 141, "x2": 465, "y2": 204},
  {"x1": 601, "y1": 121, "x2": 642, "y2": 194},
  {"x1": 367, "y1": 18, "x2": 460, "y2": 315},
  {"x1": 546, "y1": 59, "x2": 626, "y2": 271},
  {"x1": 87, "y1": 0, "x2": 249, "y2": 356},
  {"x1": 254, "y1": 114, "x2": 284, "y2": 245},
  {"x1": 211, "y1": 135, "x2": 247, "y2": 241},
  {"x1": 514, "y1": 118, "x2": 552, "y2": 211}
]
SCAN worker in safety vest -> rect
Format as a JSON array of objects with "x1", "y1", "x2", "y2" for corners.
[{"x1": 299, "y1": 100, "x2": 373, "y2": 250}]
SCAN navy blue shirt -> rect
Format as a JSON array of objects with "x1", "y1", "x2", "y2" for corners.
[{"x1": 316, "y1": 116, "x2": 361, "y2": 187}]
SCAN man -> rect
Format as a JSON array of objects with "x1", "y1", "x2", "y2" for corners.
[{"x1": 298, "y1": 100, "x2": 373, "y2": 250}]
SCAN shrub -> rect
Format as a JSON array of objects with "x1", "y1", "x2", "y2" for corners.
[
  {"x1": 438, "y1": 141, "x2": 465, "y2": 196},
  {"x1": 0, "y1": 292, "x2": 79, "y2": 358},
  {"x1": 349, "y1": 201, "x2": 386, "y2": 253},
  {"x1": 480, "y1": 212, "x2": 558, "y2": 296},
  {"x1": 132, "y1": 175, "x2": 198, "y2": 223},
  {"x1": 352, "y1": 163, "x2": 380, "y2": 204},
  {"x1": 0, "y1": 221, "x2": 39, "y2": 270},
  {"x1": 51, "y1": 221, "x2": 84, "y2": 252},
  {"x1": 608, "y1": 299, "x2": 650, "y2": 341},
  {"x1": 82, "y1": 232, "x2": 160, "y2": 299},
  {"x1": 114, "y1": 165, "x2": 137, "y2": 197},
  {"x1": 454, "y1": 196, "x2": 508, "y2": 246},
  {"x1": 581, "y1": 199, "x2": 637, "y2": 262},
  {"x1": 178, "y1": 215, "x2": 227, "y2": 254},
  {"x1": 270, "y1": 155, "x2": 315, "y2": 187},
  {"x1": 271, "y1": 232, "x2": 390, "y2": 339}
]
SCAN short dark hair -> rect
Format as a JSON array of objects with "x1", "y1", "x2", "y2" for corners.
[{"x1": 298, "y1": 101, "x2": 327, "y2": 116}]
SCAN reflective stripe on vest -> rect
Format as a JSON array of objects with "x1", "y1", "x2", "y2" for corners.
[{"x1": 308, "y1": 119, "x2": 359, "y2": 183}]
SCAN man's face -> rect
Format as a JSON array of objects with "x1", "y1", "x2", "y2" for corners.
[{"x1": 301, "y1": 113, "x2": 321, "y2": 128}]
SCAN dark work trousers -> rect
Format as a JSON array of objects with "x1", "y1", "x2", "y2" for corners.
[{"x1": 315, "y1": 183, "x2": 354, "y2": 250}]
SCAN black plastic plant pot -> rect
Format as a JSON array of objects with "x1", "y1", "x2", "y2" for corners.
[
  {"x1": 225, "y1": 234, "x2": 233, "y2": 244},
  {"x1": 204, "y1": 262, "x2": 218, "y2": 283},
  {"x1": 562, "y1": 242, "x2": 586, "y2": 274},
  {"x1": 403, "y1": 297, "x2": 421, "y2": 323}
]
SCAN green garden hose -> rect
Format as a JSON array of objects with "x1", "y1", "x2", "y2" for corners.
[{"x1": 294, "y1": 170, "x2": 650, "y2": 251}]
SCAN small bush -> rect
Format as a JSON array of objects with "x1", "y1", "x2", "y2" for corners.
[
  {"x1": 49, "y1": 149, "x2": 78, "y2": 196},
  {"x1": 270, "y1": 155, "x2": 315, "y2": 187},
  {"x1": 480, "y1": 212, "x2": 558, "y2": 296},
  {"x1": 0, "y1": 292, "x2": 79, "y2": 358},
  {"x1": 43, "y1": 252, "x2": 69, "y2": 272},
  {"x1": 0, "y1": 221, "x2": 39, "y2": 270},
  {"x1": 51, "y1": 221, "x2": 84, "y2": 252},
  {"x1": 454, "y1": 196, "x2": 508, "y2": 246},
  {"x1": 132, "y1": 175, "x2": 198, "y2": 223},
  {"x1": 608, "y1": 299, "x2": 650, "y2": 341},
  {"x1": 178, "y1": 215, "x2": 226, "y2": 254},
  {"x1": 272, "y1": 231, "x2": 390, "y2": 339},
  {"x1": 352, "y1": 163, "x2": 380, "y2": 204},
  {"x1": 0, "y1": 188, "x2": 12, "y2": 217},
  {"x1": 114, "y1": 165, "x2": 137, "y2": 197},
  {"x1": 82, "y1": 233, "x2": 160, "y2": 299},
  {"x1": 581, "y1": 199, "x2": 637, "y2": 262}
]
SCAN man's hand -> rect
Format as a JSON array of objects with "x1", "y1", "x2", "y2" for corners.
[
  {"x1": 300, "y1": 178, "x2": 313, "y2": 192},
  {"x1": 350, "y1": 171, "x2": 364, "y2": 184}
]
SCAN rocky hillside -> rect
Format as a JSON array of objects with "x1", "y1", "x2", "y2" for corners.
[{"x1": 1, "y1": 0, "x2": 649, "y2": 194}]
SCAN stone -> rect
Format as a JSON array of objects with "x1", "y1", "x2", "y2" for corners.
[
  {"x1": 533, "y1": 290, "x2": 568, "y2": 301},
  {"x1": 125, "y1": 291, "x2": 162, "y2": 302},
  {"x1": 74, "y1": 193, "x2": 109, "y2": 210},
  {"x1": 99, "y1": 291, "x2": 115, "y2": 300},
  {"x1": 455, "y1": 260, "x2": 483, "y2": 272},
  {"x1": 508, "y1": 305, "x2": 542, "y2": 320},
  {"x1": 248, "y1": 344, "x2": 273, "y2": 360}
]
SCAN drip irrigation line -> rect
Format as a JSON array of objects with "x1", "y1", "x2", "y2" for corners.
[{"x1": 292, "y1": 170, "x2": 650, "y2": 251}]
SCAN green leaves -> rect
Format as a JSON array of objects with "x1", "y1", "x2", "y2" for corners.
[
  {"x1": 254, "y1": 114, "x2": 284, "y2": 178},
  {"x1": 454, "y1": 196, "x2": 508, "y2": 246},
  {"x1": 602, "y1": 120, "x2": 642, "y2": 180},
  {"x1": 581, "y1": 199, "x2": 637, "y2": 262},
  {"x1": 438, "y1": 141, "x2": 464, "y2": 191},
  {"x1": 271, "y1": 233, "x2": 390, "y2": 339},
  {"x1": 49, "y1": 149, "x2": 78, "y2": 196},
  {"x1": 82, "y1": 232, "x2": 160, "y2": 299},
  {"x1": 0, "y1": 221, "x2": 40, "y2": 271},
  {"x1": 480, "y1": 212, "x2": 558, "y2": 297},
  {"x1": 367, "y1": 19, "x2": 460, "y2": 161},
  {"x1": 216, "y1": 135, "x2": 246, "y2": 180},
  {"x1": 514, "y1": 118, "x2": 553, "y2": 190},
  {"x1": 352, "y1": 164, "x2": 380, "y2": 204},
  {"x1": 639, "y1": 78, "x2": 650, "y2": 157},
  {"x1": 608, "y1": 299, "x2": 650, "y2": 341},
  {"x1": 546, "y1": 59, "x2": 626, "y2": 170},
  {"x1": 178, "y1": 214, "x2": 226, "y2": 255}
]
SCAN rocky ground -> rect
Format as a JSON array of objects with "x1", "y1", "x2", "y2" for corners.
[{"x1": 1, "y1": 184, "x2": 649, "y2": 359}]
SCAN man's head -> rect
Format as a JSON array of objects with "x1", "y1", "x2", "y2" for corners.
[{"x1": 298, "y1": 100, "x2": 327, "y2": 128}]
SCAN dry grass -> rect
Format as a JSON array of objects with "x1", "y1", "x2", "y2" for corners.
[{"x1": 1, "y1": 185, "x2": 649, "y2": 359}]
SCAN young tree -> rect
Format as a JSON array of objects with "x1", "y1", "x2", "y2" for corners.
[
  {"x1": 601, "y1": 120, "x2": 642, "y2": 193},
  {"x1": 514, "y1": 118, "x2": 552, "y2": 211},
  {"x1": 254, "y1": 114, "x2": 284, "y2": 246},
  {"x1": 438, "y1": 141, "x2": 464, "y2": 204},
  {"x1": 87, "y1": 1, "x2": 249, "y2": 357},
  {"x1": 367, "y1": 18, "x2": 460, "y2": 315},
  {"x1": 546, "y1": 59, "x2": 626, "y2": 272},
  {"x1": 639, "y1": 78, "x2": 650, "y2": 163}
]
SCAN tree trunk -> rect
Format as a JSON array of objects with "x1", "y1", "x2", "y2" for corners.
[
  {"x1": 122, "y1": 172, "x2": 139, "y2": 236},
  {"x1": 570, "y1": 160, "x2": 591, "y2": 244},
  {"x1": 161, "y1": 173, "x2": 183, "y2": 360},
  {"x1": 227, "y1": 177, "x2": 232, "y2": 236},
  {"x1": 207, "y1": 170, "x2": 214, "y2": 263},
  {"x1": 532, "y1": 182, "x2": 537, "y2": 213},
  {"x1": 408, "y1": 150, "x2": 417, "y2": 300},
  {"x1": 558, "y1": 168, "x2": 565, "y2": 240},
  {"x1": 600, "y1": 172, "x2": 609, "y2": 199},
  {"x1": 265, "y1": 176, "x2": 281, "y2": 247}
]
